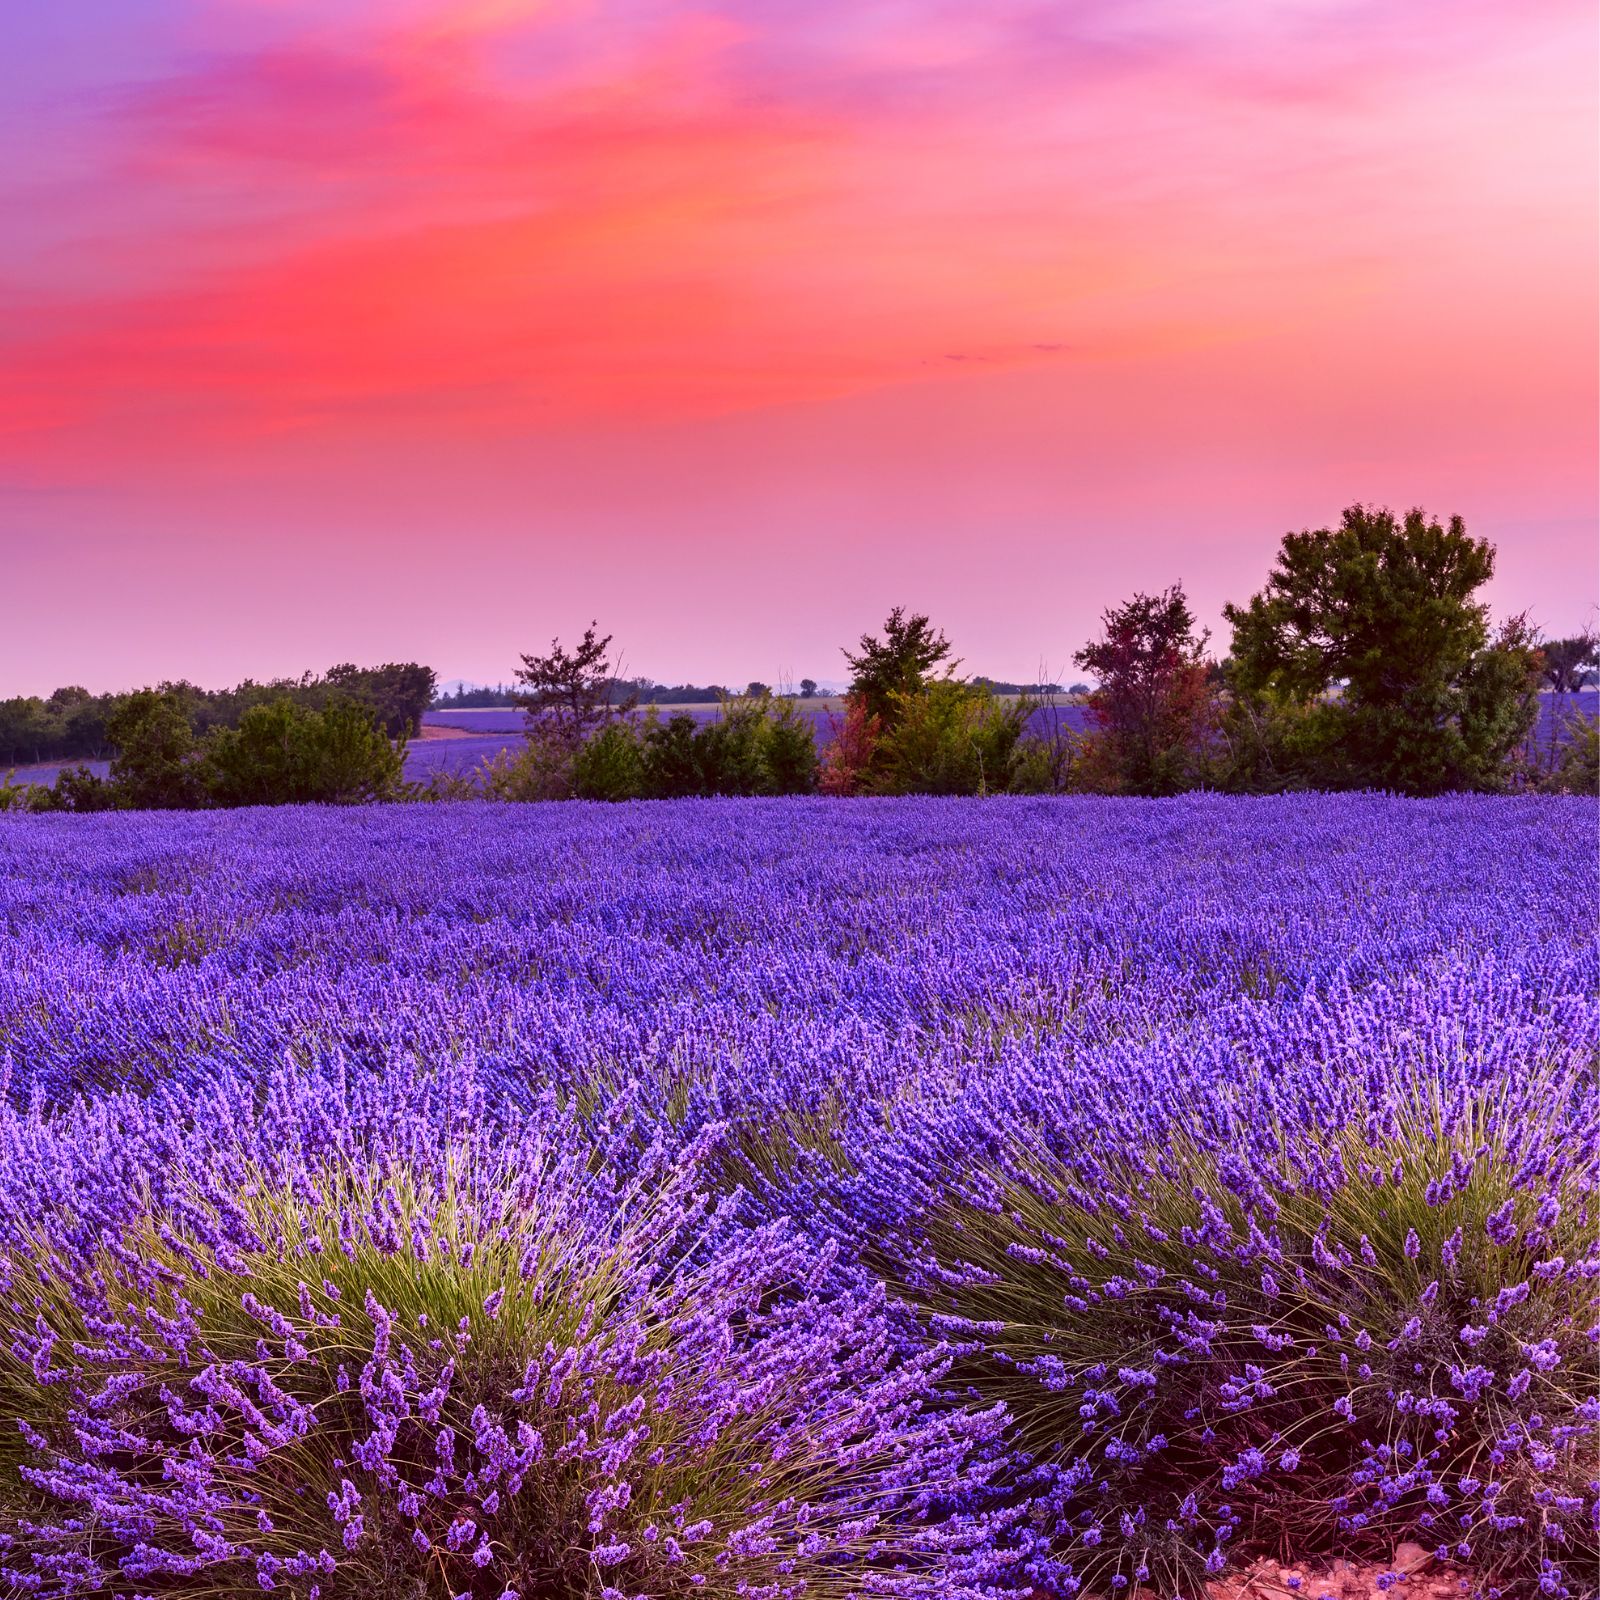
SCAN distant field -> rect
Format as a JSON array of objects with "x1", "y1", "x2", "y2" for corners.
[
  {"x1": 424, "y1": 694, "x2": 1043, "y2": 734},
  {"x1": 2, "y1": 757, "x2": 112, "y2": 788}
]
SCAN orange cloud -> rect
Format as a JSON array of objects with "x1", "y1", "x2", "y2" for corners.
[
  {"x1": 2, "y1": 15, "x2": 1101, "y2": 464},
  {"x1": 0, "y1": 0, "x2": 1593, "y2": 486}
]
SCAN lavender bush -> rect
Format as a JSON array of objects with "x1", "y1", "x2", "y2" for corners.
[
  {"x1": 0, "y1": 794, "x2": 1593, "y2": 1596},
  {"x1": 0, "y1": 1064, "x2": 1009, "y2": 1598},
  {"x1": 889, "y1": 1076, "x2": 1596, "y2": 1596}
]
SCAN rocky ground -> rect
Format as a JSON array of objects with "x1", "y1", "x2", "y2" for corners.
[{"x1": 1204, "y1": 1547, "x2": 1473, "y2": 1600}]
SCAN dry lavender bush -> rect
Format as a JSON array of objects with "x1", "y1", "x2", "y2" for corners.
[{"x1": 0, "y1": 795, "x2": 1593, "y2": 1599}]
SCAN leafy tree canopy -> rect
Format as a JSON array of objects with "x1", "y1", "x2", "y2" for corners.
[
  {"x1": 106, "y1": 689, "x2": 201, "y2": 810},
  {"x1": 1224, "y1": 505, "x2": 1539, "y2": 794},
  {"x1": 1540, "y1": 629, "x2": 1599, "y2": 695},
  {"x1": 842, "y1": 607, "x2": 958, "y2": 726}
]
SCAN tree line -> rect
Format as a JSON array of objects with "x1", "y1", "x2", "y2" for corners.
[
  {"x1": 0, "y1": 664, "x2": 435, "y2": 768},
  {"x1": 432, "y1": 675, "x2": 1072, "y2": 711},
  {"x1": 3, "y1": 505, "x2": 1596, "y2": 812},
  {"x1": 436, "y1": 678, "x2": 776, "y2": 708},
  {"x1": 452, "y1": 504, "x2": 1596, "y2": 805}
]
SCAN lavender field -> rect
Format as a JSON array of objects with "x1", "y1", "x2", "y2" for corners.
[{"x1": 0, "y1": 795, "x2": 1594, "y2": 1599}]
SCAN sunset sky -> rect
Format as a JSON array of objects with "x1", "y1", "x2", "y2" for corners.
[{"x1": 2, "y1": 0, "x2": 1595, "y2": 694}]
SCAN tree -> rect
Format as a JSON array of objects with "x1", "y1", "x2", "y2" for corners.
[
  {"x1": 1074, "y1": 585, "x2": 1215, "y2": 796},
  {"x1": 0, "y1": 699, "x2": 53, "y2": 767},
  {"x1": 513, "y1": 624, "x2": 635, "y2": 752},
  {"x1": 1224, "y1": 505, "x2": 1537, "y2": 795},
  {"x1": 1540, "y1": 628, "x2": 1599, "y2": 694},
  {"x1": 324, "y1": 662, "x2": 437, "y2": 737},
  {"x1": 842, "y1": 608, "x2": 957, "y2": 726},
  {"x1": 202, "y1": 698, "x2": 405, "y2": 807},
  {"x1": 798, "y1": 679, "x2": 819, "y2": 700},
  {"x1": 106, "y1": 690, "x2": 202, "y2": 809},
  {"x1": 50, "y1": 687, "x2": 113, "y2": 760},
  {"x1": 745, "y1": 681, "x2": 772, "y2": 700}
]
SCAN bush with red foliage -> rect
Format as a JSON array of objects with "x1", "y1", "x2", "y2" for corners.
[
  {"x1": 1075, "y1": 584, "x2": 1217, "y2": 795},
  {"x1": 820, "y1": 694, "x2": 883, "y2": 795}
]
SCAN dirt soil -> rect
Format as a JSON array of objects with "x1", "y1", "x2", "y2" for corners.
[
  {"x1": 1061, "y1": 1547, "x2": 1482, "y2": 1600},
  {"x1": 1205, "y1": 1548, "x2": 1472, "y2": 1600}
]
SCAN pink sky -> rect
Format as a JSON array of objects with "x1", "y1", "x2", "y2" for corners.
[{"x1": 1, "y1": 0, "x2": 1595, "y2": 694}]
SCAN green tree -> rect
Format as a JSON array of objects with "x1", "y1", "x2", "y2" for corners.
[
  {"x1": 49, "y1": 687, "x2": 113, "y2": 760},
  {"x1": 106, "y1": 689, "x2": 201, "y2": 809},
  {"x1": 0, "y1": 698, "x2": 53, "y2": 767},
  {"x1": 842, "y1": 608, "x2": 957, "y2": 726},
  {"x1": 1224, "y1": 505, "x2": 1537, "y2": 794},
  {"x1": 202, "y1": 698, "x2": 404, "y2": 806},
  {"x1": 323, "y1": 662, "x2": 437, "y2": 737},
  {"x1": 513, "y1": 624, "x2": 635, "y2": 750},
  {"x1": 1539, "y1": 628, "x2": 1599, "y2": 694}
]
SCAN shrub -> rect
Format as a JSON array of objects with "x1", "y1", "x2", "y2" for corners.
[
  {"x1": 0, "y1": 773, "x2": 51, "y2": 813},
  {"x1": 477, "y1": 736, "x2": 579, "y2": 802},
  {"x1": 50, "y1": 764, "x2": 118, "y2": 812},
  {"x1": 0, "y1": 1070, "x2": 1009, "y2": 1599},
  {"x1": 691, "y1": 697, "x2": 770, "y2": 796},
  {"x1": 1208, "y1": 687, "x2": 1340, "y2": 794},
  {"x1": 901, "y1": 1075, "x2": 1599, "y2": 1598},
  {"x1": 1006, "y1": 734, "x2": 1077, "y2": 795},
  {"x1": 819, "y1": 695, "x2": 883, "y2": 796},
  {"x1": 1558, "y1": 715, "x2": 1598, "y2": 794},
  {"x1": 873, "y1": 681, "x2": 1030, "y2": 796},
  {"x1": 571, "y1": 719, "x2": 645, "y2": 801},
  {"x1": 640, "y1": 711, "x2": 701, "y2": 798},
  {"x1": 571, "y1": 698, "x2": 818, "y2": 802},
  {"x1": 762, "y1": 696, "x2": 820, "y2": 795},
  {"x1": 202, "y1": 697, "x2": 405, "y2": 806}
]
